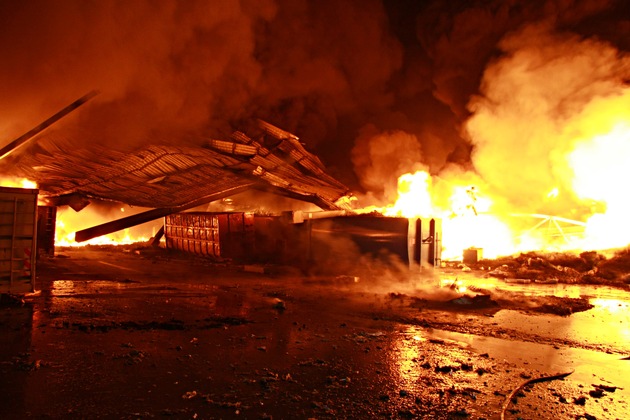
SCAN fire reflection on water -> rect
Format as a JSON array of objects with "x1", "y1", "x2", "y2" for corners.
[
  {"x1": 51, "y1": 280, "x2": 125, "y2": 296},
  {"x1": 387, "y1": 326, "x2": 479, "y2": 394},
  {"x1": 389, "y1": 329, "x2": 425, "y2": 389}
]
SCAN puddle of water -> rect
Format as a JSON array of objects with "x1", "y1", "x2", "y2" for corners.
[
  {"x1": 438, "y1": 276, "x2": 630, "y2": 351},
  {"x1": 488, "y1": 303, "x2": 630, "y2": 352},
  {"x1": 51, "y1": 280, "x2": 127, "y2": 296},
  {"x1": 396, "y1": 325, "x2": 630, "y2": 418}
]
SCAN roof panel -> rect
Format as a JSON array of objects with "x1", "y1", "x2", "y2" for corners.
[{"x1": 5, "y1": 120, "x2": 351, "y2": 210}]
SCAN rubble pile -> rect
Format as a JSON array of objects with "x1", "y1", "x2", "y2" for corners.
[{"x1": 465, "y1": 248, "x2": 630, "y2": 287}]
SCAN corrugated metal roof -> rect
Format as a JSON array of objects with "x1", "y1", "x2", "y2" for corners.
[{"x1": 7, "y1": 120, "x2": 351, "y2": 210}]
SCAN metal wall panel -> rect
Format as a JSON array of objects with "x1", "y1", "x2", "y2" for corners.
[
  {"x1": 217, "y1": 213, "x2": 255, "y2": 259},
  {"x1": 0, "y1": 187, "x2": 38, "y2": 293},
  {"x1": 37, "y1": 205, "x2": 57, "y2": 257},
  {"x1": 309, "y1": 215, "x2": 411, "y2": 267},
  {"x1": 413, "y1": 217, "x2": 442, "y2": 267},
  {"x1": 164, "y1": 213, "x2": 221, "y2": 257},
  {"x1": 164, "y1": 212, "x2": 442, "y2": 270}
]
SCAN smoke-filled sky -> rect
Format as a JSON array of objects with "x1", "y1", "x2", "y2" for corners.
[{"x1": 1, "y1": 0, "x2": 629, "y2": 208}]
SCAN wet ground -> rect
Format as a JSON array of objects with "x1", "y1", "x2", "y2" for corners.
[{"x1": 1, "y1": 247, "x2": 629, "y2": 419}]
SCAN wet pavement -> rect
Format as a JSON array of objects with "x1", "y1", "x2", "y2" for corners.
[{"x1": 1, "y1": 247, "x2": 629, "y2": 419}]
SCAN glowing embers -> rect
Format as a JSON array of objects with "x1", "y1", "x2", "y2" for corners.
[{"x1": 439, "y1": 278, "x2": 467, "y2": 294}]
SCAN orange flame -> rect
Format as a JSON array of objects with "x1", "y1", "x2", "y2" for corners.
[
  {"x1": 569, "y1": 122, "x2": 630, "y2": 250},
  {"x1": 375, "y1": 115, "x2": 630, "y2": 261},
  {"x1": 369, "y1": 170, "x2": 517, "y2": 260},
  {"x1": 0, "y1": 177, "x2": 37, "y2": 189},
  {"x1": 55, "y1": 206, "x2": 156, "y2": 247},
  {"x1": 363, "y1": 29, "x2": 630, "y2": 261}
]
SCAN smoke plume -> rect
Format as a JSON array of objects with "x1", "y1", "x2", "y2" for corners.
[
  {"x1": 465, "y1": 22, "x2": 630, "y2": 217},
  {"x1": 1, "y1": 0, "x2": 629, "y2": 202}
]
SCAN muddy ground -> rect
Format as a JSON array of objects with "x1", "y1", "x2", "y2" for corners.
[{"x1": 1, "y1": 246, "x2": 629, "y2": 419}]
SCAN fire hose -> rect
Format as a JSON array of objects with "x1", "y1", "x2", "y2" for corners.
[{"x1": 500, "y1": 369, "x2": 575, "y2": 420}]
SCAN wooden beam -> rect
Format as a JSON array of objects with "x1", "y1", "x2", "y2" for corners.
[
  {"x1": 73, "y1": 184, "x2": 255, "y2": 242},
  {"x1": 0, "y1": 90, "x2": 99, "y2": 160}
]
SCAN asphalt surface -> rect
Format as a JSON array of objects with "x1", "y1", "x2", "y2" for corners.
[{"x1": 1, "y1": 246, "x2": 628, "y2": 419}]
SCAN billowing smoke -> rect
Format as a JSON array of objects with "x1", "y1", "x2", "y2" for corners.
[
  {"x1": 351, "y1": 125, "x2": 427, "y2": 205},
  {"x1": 351, "y1": 1, "x2": 630, "y2": 211},
  {"x1": 0, "y1": 0, "x2": 277, "y2": 150},
  {"x1": 0, "y1": 0, "x2": 402, "y2": 157},
  {"x1": 2, "y1": 0, "x2": 629, "y2": 205},
  {"x1": 466, "y1": 22, "x2": 630, "y2": 215}
]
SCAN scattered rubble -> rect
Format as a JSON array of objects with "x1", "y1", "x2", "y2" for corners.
[
  {"x1": 531, "y1": 296, "x2": 594, "y2": 316},
  {"x1": 455, "y1": 249, "x2": 630, "y2": 288}
]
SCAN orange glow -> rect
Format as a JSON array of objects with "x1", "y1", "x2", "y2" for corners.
[
  {"x1": 357, "y1": 169, "x2": 518, "y2": 259},
  {"x1": 568, "y1": 122, "x2": 630, "y2": 250},
  {"x1": 0, "y1": 177, "x2": 37, "y2": 189},
  {"x1": 382, "y1": 171, "x2": 432, "y2": 218},
  {"x1": 55, "y1": 206, "x2": 157, "y2": 247},
  {"x1": 357, "y1": 32, "x2": 630, "y2": 261},
  {"x1": 361, "y1": 131, "x2": 630, "y2": 260}
]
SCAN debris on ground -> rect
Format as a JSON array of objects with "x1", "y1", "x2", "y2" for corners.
[
  {"x1": 531, "y1": 296, "x2": 594, "y2": 316},
  {"x1": 451, "y1": 248, "x2": 630, "y2": 288},
  {"x1": 272, "y1": 299, "x2": 286, "y2": 311},
  {"x1": 449, "y1": 294, "x2": 498, "y2": 309},
  {"x1": 500, "y1": 370, "x2": 575, "y2": 420}
]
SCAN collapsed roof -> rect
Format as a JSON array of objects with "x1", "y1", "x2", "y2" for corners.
[
  {"x1": 10, "y1": 119, "x2": 351, "y2": 210},
  {"x1": 0, "y1": 94, "x2": 352, "y2": 241}
]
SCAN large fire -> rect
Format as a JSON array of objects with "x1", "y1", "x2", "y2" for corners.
[
  {"x1": 372, "y1": 117, "x2": 630, "y2": 261},
  {"x1": 354, "y1": 27, "x2": 630, "y2": 261},
  {"x1": 2, "y1": 29, "x2": 629, "y2": 259},
  {"x1": 54, "y1": 206, "x2": 157, "y2": 247},
  {"x1": 0, "y1": 175, "x2": 154, "y2": 246}
]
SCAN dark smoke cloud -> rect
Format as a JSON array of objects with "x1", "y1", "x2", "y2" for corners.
[
  {"x1": 0, "y1": 0, "x2": 277, "y2": 150},
  {"x1": 1, "y1": 0, "x2": 628, "y2": 196}
]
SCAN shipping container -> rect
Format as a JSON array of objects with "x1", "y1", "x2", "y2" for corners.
[
  {"x1": 0, "y1": 187, "x2": 38, "y2": 293},
  {"x1": 164, "y1": 212, "x2": 255, "y2": 260},
  {"x1": 164, "y1": 211, "x2": 442, "y2": 271},
  {"x1": 307, "y1": 215, "x2": 441, "y2": 271}
]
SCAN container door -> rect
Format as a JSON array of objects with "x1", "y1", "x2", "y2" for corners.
[{"x1": 0, "y1": 188, "x2": 38, "y2": 293}]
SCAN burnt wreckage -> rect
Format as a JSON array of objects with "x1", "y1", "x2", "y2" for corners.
[{"x1": 1, "y1": 93, "x2": 441, "y2": 279}]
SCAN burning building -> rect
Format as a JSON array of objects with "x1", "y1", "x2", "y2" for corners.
[
  {"x1": 2, "y1": 3, "x2": 630, "y2": 419},
  {"x1": 0, "y1": 93, "x2": 441, "y2": 274},
  {"x1": 3, "y1": 1, "x2": 630, "y2": 265},
  {"x1": 163, "y1": 210, "x2": 441, "y2": 270}
]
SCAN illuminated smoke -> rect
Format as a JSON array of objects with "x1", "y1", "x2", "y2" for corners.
[
  {"x1": 351, "y1": 125, "x2": 426, "y2": 205},
  {"x1": 349, "y1": 2, "x2": 630, "y2": 256},
  {"x1": 0, "y1": 0, "x2": 402, "y2": 154},
  {"x1": 465, "y1": 22, "x2": 630, "y2": 245},
  {"x1": 3, "y1": 0, "x2": 630, "y2": 254},
  {"x1": 2, "y1": 1, "x2": 627, "y2": 179}
]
